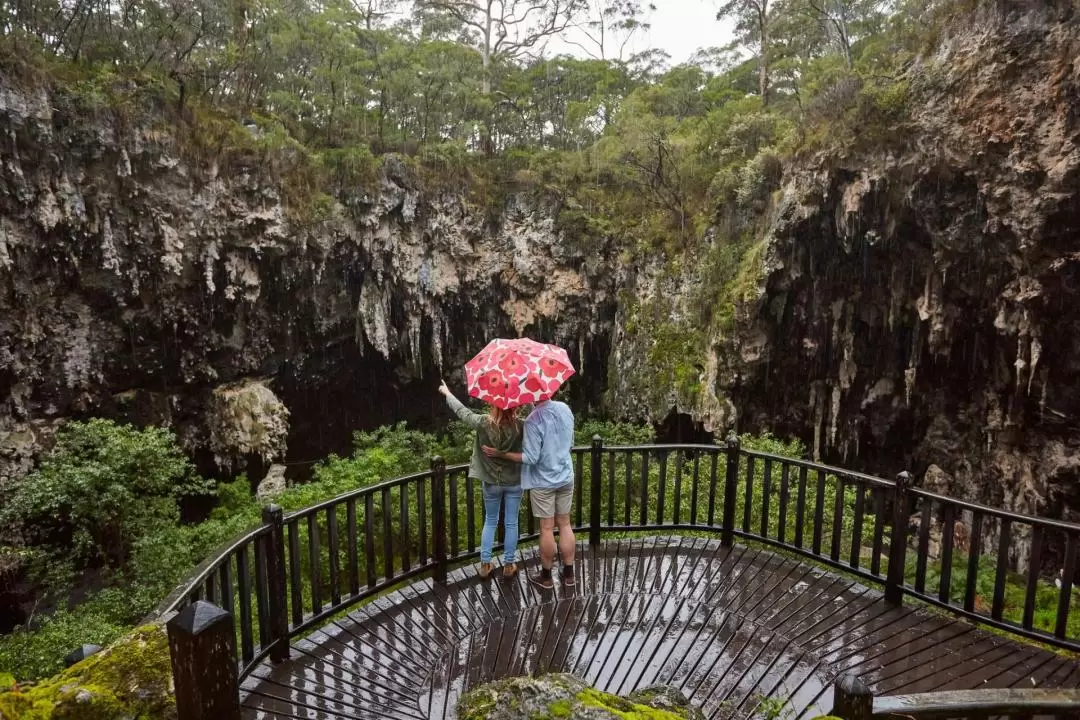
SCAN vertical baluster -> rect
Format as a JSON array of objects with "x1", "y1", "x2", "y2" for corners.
[
  {"x1": 364, "y1": 493, "x2": 377, "y2": 588},
  {"x1": 812, "y1": 470, "x2": 826, "y2": 555},
  {"x1": 607, "y1": 450, "x2": 616, "y2": 528},
  {"x1": 963, "y1": 512, "x2": 984, "y2": 613},
  {"x1": 939, "y1": 503, "x2": 956, "y2": 604},
  {"x1": 253, "y1": 531, "x2": 270, "y2": 648},
  {"x1": 219, "y1": 556, "x2": 235, "y2": 622},
  {"x1": 673, "y1": 451, "x2": 684, "y2": 525},
  {"x1": 1056, "y1": 532, "x2": 1077, "y2": 638},
  {"x1": 326, "y1": 507, "x2": 340, "y2": 606},
  {"x1": 830, "y1": 477, "x2": 845, "y2": 563},
  {"x1": 236, "y1": 545, "x2": 254, "y2": 664},
  {"x1": 778, "y1": 463, "x2": 790, "y2": 545},
  {"x1": 382, "y1": 486, "x2": 394, "y2": 580},
  {"x1": 870, "y1": 488, "x2": 885, "y2": 576},
  {"x1": 589, "y1": 437, "x2": 603, "y2": 545},
  {"x1": 418, "y1": 476, "x2": 428, "y2": 565},
  {"x1": 307, "y1": 514, "x2": 322, "y2": 614},
  {"x1": 205, "y1": 573, "x2": 217, "y2": 606},
  {"x1": 743, "y1": 455, "x2": 755, "y2": 532},
  {"x1": 465, "y1": 475, "x2": 476, "y2": 554},
  {"x1": 850, "y1": 483, "x2": 865, "y2": 569},
  {"x1": 915, "y1": 498, "x2": 931, "y2": 593},
  {"x1": 624, "y1": 451, "x2": 633, "y2": 527},
  {"x1": 287, "y1": 520, "x2": 301, "y2": 625},
  {"x1": 639, "y1": 450, "x2": 650, "y2": 526},
  {"x1": 795, "y1": 466, "x2": 808, "y2": 549},
  {"x1": 430, "y1": 457, "x2": 447, "y2": 584},
  {"x1": 449, "y1": 471, "x2": 459, "y2": 558},
  {"x1": 187, "y1": 586, "x2": 203, "y2": 605},
  {"x1": 992, "y1": 519, "x2": 1011, "y2": 620},
  {"x1": 347, "y1": 499, "x2": 359, "y2": 597},
  {"x1": 656, "y1": 451, "x2": 668, "y2": 525},
  {"x1": 400, "y1": 483, "x2": 411, "y2": 573},
  {"x1": 1023, "y1": 525, "x2": 1044, "y2": 629},
  {"x1": 761, "y1": 459, "x2": 773, "y2": 538},
  {"x1": 722, "y1": 436, "x2": 739, "y2": 547},
  {"x1": 575, "y1": 451, "x2": 584, "y2": 528},
  {"x1": 707, "y1": 449, "x2": 719, "y2": 527},
  {"x1": 690, "y1": 452, "x2": 701, "y2": 526}
]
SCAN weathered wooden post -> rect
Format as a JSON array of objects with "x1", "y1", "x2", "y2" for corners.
[
  {"x1": 261, "y1": 503, "x2": 289, "y2": 663},
  {"x1": 590, "y1": 435, "x2": 604, "y2": 547},
  {"x1": 722, "y1": 434, "x2": 740, "y2": 547},
  {"x1": 431, "y1": 456, "x2": 448, "y2": 584},
  {"x1": 885, "y1": 471, "x2": 911, "y2": 605},
  {"x1": 831, "y1": 674, "x2": 874, "y2": 720},
  {"x1": 167, "y1": 601, "x2": 242, "y2": 720}
]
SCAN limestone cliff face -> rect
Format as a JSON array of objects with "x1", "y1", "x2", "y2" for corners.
[
  {"x1": 615, "y1": 0, "x2": 1080, "y2": 527},
  {"x1": 0, "y1": 84, "x2": 613, "y2": 486}
]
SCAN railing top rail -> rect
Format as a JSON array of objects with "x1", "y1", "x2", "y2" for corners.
[
  {"x1": 282, "y1": 465, "x2": 466, "y2": 520},
  {"x1": 909, "y1": 486, "x2": 1080, "y2": 533},
  {"x1": 871, "y1": 687, "x2": 1080, "y2": 719},
  {"x1": 739, "y1": 448, "x2": 895, "y2": 489},
  {"x1": 154, "y1": 524, "x2": 269, "y2": 617},
  {"x1": 596, "y1": 442, "x2": 724, "y2": 453}
]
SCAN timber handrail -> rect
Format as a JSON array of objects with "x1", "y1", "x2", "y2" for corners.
[{"x1": 831, "y1": 674, "x2": 1080, "y2": 719}]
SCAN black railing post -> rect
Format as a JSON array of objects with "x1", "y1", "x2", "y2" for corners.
[
  {"x1": 722, "y1": 434, "x2": 740, "y2": 547},
  {"x1": 589, "y1": 435, "x2": 603, "y2": 547},
  {"x1": 831, "y1": 674, "x2": 873, "y2": 720},
  {"x1": 167, "y1": 601, "x2": 242, "y2": 720},
  {"x1": 261, "y1": 503, "x2": 289, "y2": 663},
  {"x1": 885, "y1": 470, "x2": 911, "y2": 605},
  {"x1": 431, "y1": 456, "x2": 448, "y2": 584}
]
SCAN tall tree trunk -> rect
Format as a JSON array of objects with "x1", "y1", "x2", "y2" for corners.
[
  {"x1": 481, "y1": 3, "x2": 493, "y2": 153},
  {"x1": 759, "y1": 19, "x2": 769, "y2": 106}
]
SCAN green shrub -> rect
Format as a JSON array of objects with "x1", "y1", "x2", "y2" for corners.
[{"x1": 1, "y1": 419, "x2": 212, "y2": 570}]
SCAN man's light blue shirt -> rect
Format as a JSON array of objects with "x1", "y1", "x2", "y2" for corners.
[{"x1": 520, "y1": 400, "x2": 575, "y2": 490}]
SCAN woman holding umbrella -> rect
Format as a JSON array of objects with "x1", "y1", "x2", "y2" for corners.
[{"x1": 438, "y1": 379, "x2": 523, "y2": 580}]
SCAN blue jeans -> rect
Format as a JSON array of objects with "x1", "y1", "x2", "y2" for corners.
[{"x1": 481, "y1": 482, "x2": 522, "y2": 564}]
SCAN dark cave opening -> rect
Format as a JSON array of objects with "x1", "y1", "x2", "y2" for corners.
[{"x1": 656, "y1": 411, "x2": 714, "y2": 445}]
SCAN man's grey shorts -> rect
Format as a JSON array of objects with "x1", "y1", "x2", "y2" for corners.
[{"x1": 529, "y1": 483, "x2": 574, "y2": 518}]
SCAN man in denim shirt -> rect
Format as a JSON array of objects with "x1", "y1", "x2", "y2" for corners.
[{"x1": 484, "y1": 396, "x2": 576, "y2": 588}]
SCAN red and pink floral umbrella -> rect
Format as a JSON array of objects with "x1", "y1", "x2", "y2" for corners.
[{"x1": 464, "y1": 338, "x2": 575, "y2": 410}]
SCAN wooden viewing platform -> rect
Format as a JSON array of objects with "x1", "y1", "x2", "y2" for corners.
[
  {"x1": 238, "y1": 538, "x2": 1080, "y2": 719},
  {"x1": 156, "y1": 438, "x2": 1080, "y2": 720}
]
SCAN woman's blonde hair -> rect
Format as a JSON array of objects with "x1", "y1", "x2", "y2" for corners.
[{"x1": 487, "y1": 405, "x2": 518, "y2": 429}]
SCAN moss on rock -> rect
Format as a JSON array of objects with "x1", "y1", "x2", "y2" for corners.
[
  {"x1": 0, "y1": 624, "x2": 175, "y2": 720},
  {"x1": 457, "y1": 674, "x2": 705, "y2": 720}
]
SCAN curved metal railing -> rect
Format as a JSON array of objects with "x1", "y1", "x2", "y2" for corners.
[{"x1": 157, "y1": 437, "x2": 1080, "y2": 681}]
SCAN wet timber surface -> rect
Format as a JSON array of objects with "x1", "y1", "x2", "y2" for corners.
[{"x1": 239, "y1": 537, "x2": 1080, "y2": 719}]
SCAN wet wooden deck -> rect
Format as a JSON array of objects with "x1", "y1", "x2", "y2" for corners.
[{"x1": 239, "y1": 537, "x2": 1080, "y2": 719}]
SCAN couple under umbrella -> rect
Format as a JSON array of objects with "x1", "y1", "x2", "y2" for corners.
[{"x1": 437, "y1": 338, "x2": 578, "y2": 589}]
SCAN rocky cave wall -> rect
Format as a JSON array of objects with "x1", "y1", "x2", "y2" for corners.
[{"x1": 0, "y1": 84, "x2": 616, "y2": 489}]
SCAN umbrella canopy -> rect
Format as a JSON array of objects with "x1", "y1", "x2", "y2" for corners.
[{"x1": 464, "y1": 338, "x2": 575, "y2": 410}]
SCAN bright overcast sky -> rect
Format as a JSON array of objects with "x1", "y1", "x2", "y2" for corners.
[{"x1": 546, "y1": 0, "x2": 737, "y2": 67}]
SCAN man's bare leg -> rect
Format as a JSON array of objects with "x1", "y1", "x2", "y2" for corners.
[{"x1": 538, "y1": 516, "x2": 557, "y2": 569}]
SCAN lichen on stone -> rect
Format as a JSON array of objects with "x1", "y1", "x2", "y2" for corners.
[
  {"x1": 0, "y1": 624, "x2": 175, "y2": 720},
  {"x1": 456, "y1": 674, "x2": 705, "y2": 720},
  {"x1": 207, "y1": 379, "x2": 290, "y2": 472}
]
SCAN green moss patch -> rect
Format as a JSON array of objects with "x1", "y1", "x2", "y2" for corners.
[
  {"x1": 0, "y1": 624, "x2": 175, "y2": 720},
  {"x1": 457, "y1": 674, "x2": 704, "y2": 720}
]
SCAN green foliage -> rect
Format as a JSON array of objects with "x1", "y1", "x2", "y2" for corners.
[{"x1": 1, "y1": 420, "x2": 211, "y2": 570}]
